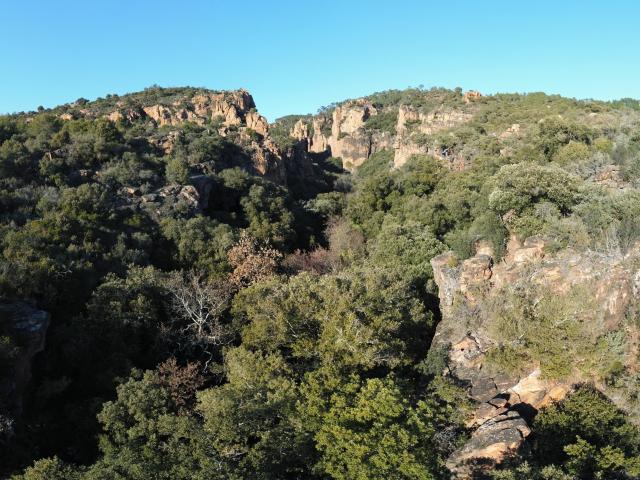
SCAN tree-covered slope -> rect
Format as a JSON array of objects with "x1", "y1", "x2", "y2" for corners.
[{"x1": 1, "y1": 86, "x2": 640, "y2": 479}]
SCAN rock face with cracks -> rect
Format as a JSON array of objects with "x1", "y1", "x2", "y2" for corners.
[
  {"x1": 430, "y1": 238, "x2": 640, "y2": 477},
  {"x1": 63, "y1": 89, "x2": 317, "y2": 188},
  {"x1": 288, "y1": 93, "x2": 478, "y2": 172}
]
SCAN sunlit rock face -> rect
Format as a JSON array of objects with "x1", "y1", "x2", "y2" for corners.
[
  {"x1": 288, "y1": 94, "x2": 477, "y2": 172},
  {"x1": 430, "y1": 238, "x2": 640, "y2": 477}
]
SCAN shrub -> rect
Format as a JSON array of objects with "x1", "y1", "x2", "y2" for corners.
[
  {"x1": 553, "y1": 141, "x2": 591, "y2": 165},
  {"x1": 485, "y1": 283, "x2": 613, "y2": 379},
  {"x1": 363, "y1": 110, "x2": 398, "y2": 134},
  {"x1": 536, "y1": 117, "x2": 593, "y2": 159}
]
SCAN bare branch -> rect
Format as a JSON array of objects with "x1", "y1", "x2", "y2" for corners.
[{"x1": 166, "y1": 271, "x2": 233, "y2": 348}]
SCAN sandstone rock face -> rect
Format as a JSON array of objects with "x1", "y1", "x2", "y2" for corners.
[
  {"x1": 136, "y1": 89, "x2": 267, "y2": 130},
  {"x1": 392, "y1": 140, "x2": 432, "y2": 170},
  {"x1": 89, "y1": 89, "x2": 266, "y2": 133},
  {"x1": 325, "y1": 100, "x2": 469, "y2": 170},
  {"x1": 287, "y1": 100, "x2": 474, "y2": 171},
  {"x1": 280, "y1": 139, "x2": 314, "y2": 179},
  {"x1": 329, "y1": 134, "x2": 372, "y2": 170},
  {"x1": 291, "y1": 119, "x2": 310, "y2": 141},
  {"x1": 449, "y1": 410, "x2": 530, "y2": 477},
  {"x1": 396, "y1": 105, "x2": 473, "y2": 137},
  {"x1": 192, "y1": 89, "x2": 256, "y2": 126},
  {"x1": 430, "y1": 239, "x2": 640, "y2": 477},
  {"x1": 328, "y1": 102, "x2": 377, "y2": 170},
  {"x1": 249, "y1": 138, "x2": 287, "y2": 181},
  {"x1": 463, "y1": 90, "x2": 483, "y2": 103},
  {"x1": 142, "y1": 104, "x2": 175, "y2": 126},
  {"x1": 276, "y1": 92, "x2": 480, "y2": 172},
  {"x1": 246, "y1": 110, "x2": 269, "y2": 137},
  {"x1": 94, "y1": 89, "x2": 296, "y2": 186},
  {"x1": 393, "y1": 106, "x2": 473, "y2": 169},
  {"x1": 310, "y1": 117, "x2": 330, "y2": 153},
  {"x1": 0, "y1": 303, "x2": 50, "y2": 416},
  {"x1": 106, "y1": 107, "x2": 144, "y2": 124},
  {"x1": 331, "y1": 102, "x2": 374, "y2": 136}
]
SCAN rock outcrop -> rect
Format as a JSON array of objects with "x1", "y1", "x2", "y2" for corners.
[
  {"x1": 291, "y1": 119, "x2": 310, "y2": 141},
  {"x1": 392, "y1": 105, "x2": 474, "y2": 169},
  {"x1": 248, "y1": 138, "x2": 287, "y2": 181},
  {"x1": 288, "y1": 92, "x2": 479, "y2": 172},
  {"x1": 327, "y1": 102, "x2": 377, "y2": 170},
  {"x1": 65, "y1": 89, "x2": 269, "y2": 137},
  {"x1": 64, "y1": 87, "x2": 487, "y2": 177},
  {"x1": 396, "y1": 105, "x2": 474, "y2": 137},
  {"x1": 430, "y1": 238, "x2": 640, "y2": 477},
  {"x1": 310, "y1": 117, "x2": 330, "y2": 153},
  {"x1": 66, "y1": 89, "x2": 318, "y2": 187},
  {"x1": 463, "y1": 90, "x2": 483, "y2": 103},
  {"x1": 131, "y1": 90, "x2": 269, "y2": 131},
  {"x1": 246, "y1": 110, "x2": 269, "y2": 136}
]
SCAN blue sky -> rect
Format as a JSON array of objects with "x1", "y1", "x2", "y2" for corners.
[{"x1": 1, "y1": 0, "x2": 639, "y2": 120}]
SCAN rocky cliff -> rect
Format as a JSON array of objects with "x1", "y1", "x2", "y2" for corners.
[
  {"x1": 286, "y1": 90, "x2": 481, "y2": 172},
  {"x1": 63, "y1": 87, "x2": 487, "y2": 177},
  {"x1": 98, "y1": 89, "x2": 266, "y2": 130},
  {"x1": 56, "y1": 88, "x2": 316, "y2": 188},
  {"x1": 392, "y1": 105, "x2": 474, "y2": 169},
  {"x1": 430, "y1": 238, "x2": 640, "y2": 477}
]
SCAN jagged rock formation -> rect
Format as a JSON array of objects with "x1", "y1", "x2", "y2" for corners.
[
  {"x1": 102, "y1": 90, "x2": 264, "y2": 129},
  {"x1": 325, "y1": 101, "x2": 392, "y2": 169},
  {"x1": 309, "y1": 117, "x2": 330, "y2": 153},
  {"x1": 62, "y1": 87, "x2": 486, "y2": 176},
  {"x1": 430, "y1": 238, "x2": 640, "y2": 477},
  {"x1": 0, "y1": 303, "x2": 50, "y2": 417},
  {"x1": 463, "y1": 90, "x2": 483, "y2": 103},
  {"x1": 55, "y1": 88, "x2": 317, "y2": 188},
  {"x1": 287, "y1": 92, "x2": 479, "y2": 172},
  {"x1": 393, "y1": 106, "x2": 474, "y2": 169}
]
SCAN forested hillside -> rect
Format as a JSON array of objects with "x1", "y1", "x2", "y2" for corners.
[{"x1": 1, "y1": 86, "x2": 640, "y2": 479}]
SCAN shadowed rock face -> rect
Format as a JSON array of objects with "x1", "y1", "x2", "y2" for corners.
[
  {"x1": 430, "y1": 238, "x2": 640, "y2": 477},
  {"x1": 0, "y1": 302, "x2": 50, "y2": 417}
]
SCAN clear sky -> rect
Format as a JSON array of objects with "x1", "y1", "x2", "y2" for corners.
[{"x1": 1, "y1": 0, "x2": 639, "y2": 120}]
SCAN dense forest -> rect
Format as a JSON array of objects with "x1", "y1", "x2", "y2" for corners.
[{"x1": 1, "y1": 86, "x2": 640, "y2": 479}]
